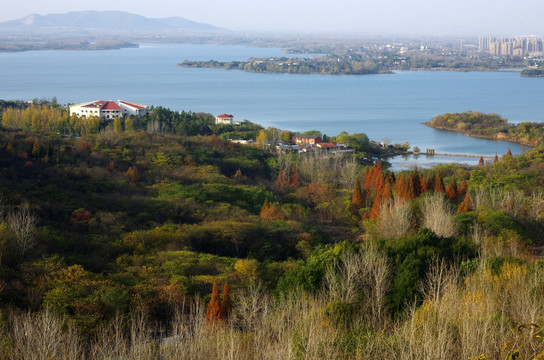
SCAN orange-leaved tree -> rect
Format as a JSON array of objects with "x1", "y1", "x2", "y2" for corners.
[
  {"x1": 445, "y1": 180, "x2": 458, "y2": 200},
  {"x1": 351, "y1": 179, "x2": 365, "y2": 212},
  {"x1": 434, "y1": 172, "x2": 445, "y2": 193},
  {"x1": 220, "y1": 282, "x2": 231, "y2": 320},
  {"x1": 458, "y1": 192, "x2": 473, "y2": 213},
  {"x1": 206, "y1": 282, "x2": 222, "y2": 324}
]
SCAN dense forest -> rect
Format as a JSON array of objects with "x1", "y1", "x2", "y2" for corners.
[
  {"x1": 424, "y1": 111, "x2": 544, "y2": 146},
  {"x1": 0, "y1": 103, "x2": 544, "y2": 359}
]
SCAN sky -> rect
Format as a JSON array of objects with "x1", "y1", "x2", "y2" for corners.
[{"x1": 2, "y1": 0, "x2": 543, "y2": 36}]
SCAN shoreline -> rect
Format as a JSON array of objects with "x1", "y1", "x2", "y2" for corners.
[{"x1": 422, "y1": 122, "x2": 539, "y2": 147}]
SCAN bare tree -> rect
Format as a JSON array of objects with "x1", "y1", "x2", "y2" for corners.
[
  {"x1": 379, "y1": 198, "x2": 413, "y2": 239},
  {"x1": 528, "y1": 190, "x2": 544, "y2": 220},
  {"x1": 7, "y1": 205, "x2": 38, "y2": 260},
  {"x1": 501, "y1": 190, "x2": 526, "y2": 217},
  {"x1": 420, "y1": 194, "x2": 457, "y2": 238},
  {"x1": 324, "y1": 247, "x2": 390, "y2": 329},
  {"x1": 420, "y1": 256, "x2": 458, "y2": 302},
  {"x1": 338, "y1": 158, "x2": 363, "y2": 189},
  {"x1": 11, "y1": 308, "x2": 82, "y2": 360}
]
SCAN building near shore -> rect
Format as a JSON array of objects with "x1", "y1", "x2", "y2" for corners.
[
  {"x1": 69, "y1": 100, "x2": 147, "y2": 118},
  {"x1": 215, "y1": 113, "x2": 234, "y2": 125}
]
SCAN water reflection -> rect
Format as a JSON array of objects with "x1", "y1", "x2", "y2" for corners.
[{"x1": 389, "y1": 154, "x2": 486, "y2": 171}]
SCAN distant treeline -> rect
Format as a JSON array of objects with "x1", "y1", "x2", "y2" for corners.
[
  {"x1": 0, "y1": 40, "x2": 137, "y2": 53},
  {"x1": 424, "y1": 111, "x2": 544, "y2": 146}
]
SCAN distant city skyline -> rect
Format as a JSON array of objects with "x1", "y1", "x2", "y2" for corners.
[{"x1": 2, "y1": 0, "x2": 543, "y2": 36}]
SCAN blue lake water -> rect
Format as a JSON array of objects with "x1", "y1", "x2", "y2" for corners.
[{"x1": 1, "y1": 43, "x2": 543, "y2": 169}]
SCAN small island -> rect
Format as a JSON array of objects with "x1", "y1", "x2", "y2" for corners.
[
  {"x1": 521, "y1": 68, "x2": 544, "y2": 77},
  {"x1": 178, "y1": 55, "x2": 390, "y2": 75},
  {"x1": 423, "y1": 111, "x2": 544, "y2": 146}
]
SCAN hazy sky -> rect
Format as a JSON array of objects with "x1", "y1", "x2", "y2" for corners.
[{"x1": 3, "y1": 0, "x2": 543, "y2": 36}]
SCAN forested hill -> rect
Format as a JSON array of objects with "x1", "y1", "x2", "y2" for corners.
[
  {"x1": 424, "y1": 111, "x2": 544, "y2": 146},
  {"x1": 1, "y1": 102, "x2": 544, "y2": 358}
]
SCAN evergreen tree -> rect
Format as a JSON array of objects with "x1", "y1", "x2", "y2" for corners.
[
  {"x1": 275, "y1": 170, "x2": 289, "y2": 189},
  {"x1": 386, "y1": 171, "x2": 396, "y2": 184},
  {"x1": 206, "y1": 282, "x2": 222, "y2": 323},
  {"x1": 381, "y1": 181, "x2": 393, "y2": 202},
  {"x1": 220, "y1": 282, "x2": 231, "y2": 320},
  {"x1": 370, "y1": 191, "x2": 382, "y2": 219},
  {"x1": 458, "y1": 192, "x2": 473, "y2": 213},
  {"x1": 434, "y1": 172, "x2": 445, "y2": 193},
  {"x1": 362, "y1": 167, "x2": 372, "y2": 190},
  {"x1": 289, "y1": 166, "x2": 301, "y2": 187},
  {"x1": 458, "y1": 179, "x2": 468, "y2": 196},
  {"x1": 426, "y1": 174, "x2": 435, "y2": 193},
  {"x1": 420, "y1": 176, "x2": 428, "y2": 193},
  {"x1": 351, "y1": 179, "x2": 364, "y2": 212},
  {"x1": 445, "y1": 180, "x2": 458, "y2": 200},
  {"x1": 506, "y1": 147, "x2": 512, "y2": 156},
  {"x1": 394, "y1": 174, "x2": 409, "y2": 200},
  {"x1": 493, "y1": 154, "x2": 499, "y2": 165},
  {"x1": 408, "y1": 168, "x2": 421, "y2": 199},
  {"x1": 478, "y1": 156, "x2": 484, "y2": 166}
]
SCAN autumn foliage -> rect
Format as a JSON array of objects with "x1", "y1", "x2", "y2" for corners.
[
  {"x1": 276, "y1": 166, "x2": 301, "y2": 189},
  {"x1": 445, "y1": 180, "x2": 458, "y2": 200},
  {"x1": 260, "y1": 200, "x2": 286, "y2": 221},
  {"x1": 351, "y1": 180, "x2": 365, "y2": 212},
  {"x1": 457, "y1": 192, "x2": 473, "y2": 213},
  {"x1": 206, "y1": 282, "x2": 231, "y2": 324}
]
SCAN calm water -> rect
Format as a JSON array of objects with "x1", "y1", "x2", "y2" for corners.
[{"x1": 1, "y1": 43, "x2": 543, "y2": 168}]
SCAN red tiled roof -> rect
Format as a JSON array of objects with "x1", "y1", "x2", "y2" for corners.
[
  {"x1": 217, "y1": 113, "x2": 233, "y2": 118},
  {"x1": 80, "y1": 100, "x2": 120, "y2": 110},
  {"x1": 317, "y1": 143, "x2": 336, "y2": 148},
  {"x1": 101, "y1": 101, "x2": 121, "y2": 110},
  {"x1": 119, "y1": 100, "x2": 145, "y2": 109}
]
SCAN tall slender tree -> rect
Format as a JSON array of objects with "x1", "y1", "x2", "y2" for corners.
[
  {"x1": 408, "y1": 168, "x2": 421, "y2": 199},
  {"x1": 445, "y1": 179, "x2": 458, "y2": 200},
  {"x1": 220, "y1": 282, "x2": 231, "y2": 320},
  {"x1": 493, "y1": 154, "x2": 499, "y2": 165},
  {"x1": 352, "y1": 179, "x2": 364, "y2": 212},
  {"x1": 458, "y1": 179, "x2": 468, "y2": 196},
  {"x1": 434, "y1": 172, "x2": 445, "y2": 193},
  {"x1": 206, "y1": 282, "x2": 222, "y2": 323}
]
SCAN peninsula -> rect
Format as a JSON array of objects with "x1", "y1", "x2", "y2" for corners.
[{"x1": 423, "y1": 111, "x2": 544, "y2": 146}]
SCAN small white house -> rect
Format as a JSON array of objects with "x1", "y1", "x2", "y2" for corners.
[{"x1": 215, "y1": 113, "x2": 234, "y2": 125}]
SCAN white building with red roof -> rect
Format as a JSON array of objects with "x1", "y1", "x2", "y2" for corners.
[
  {"x1": 215, "y1": 113, "x2": 234, "y2": 125},
  {"x1": 118, "y1": 100, "x2": 148, "y2": 117},
  {"x1": 69, "y1": 100, "x2": 147, "y2": 119}
]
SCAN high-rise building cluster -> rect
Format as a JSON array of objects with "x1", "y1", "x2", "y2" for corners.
[{"x1": 479, "y1": 36, "x2": 544, "y2": 57}]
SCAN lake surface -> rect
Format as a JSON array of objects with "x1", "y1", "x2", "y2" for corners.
[{"x1": 1, "y1": 43, "x2": 543, "y2": 168}]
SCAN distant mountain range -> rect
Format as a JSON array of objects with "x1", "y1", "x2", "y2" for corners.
[{"x1": 0, "y1": 11, "x2": 227, "y2": 33}]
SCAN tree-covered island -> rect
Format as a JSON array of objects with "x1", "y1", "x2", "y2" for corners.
[
  {"x1": 424, "y1": 111, "x2": 544, "y2": 146},
  {"x1": 178, "y1": 54, "x2": 390, "y2": 75}
]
